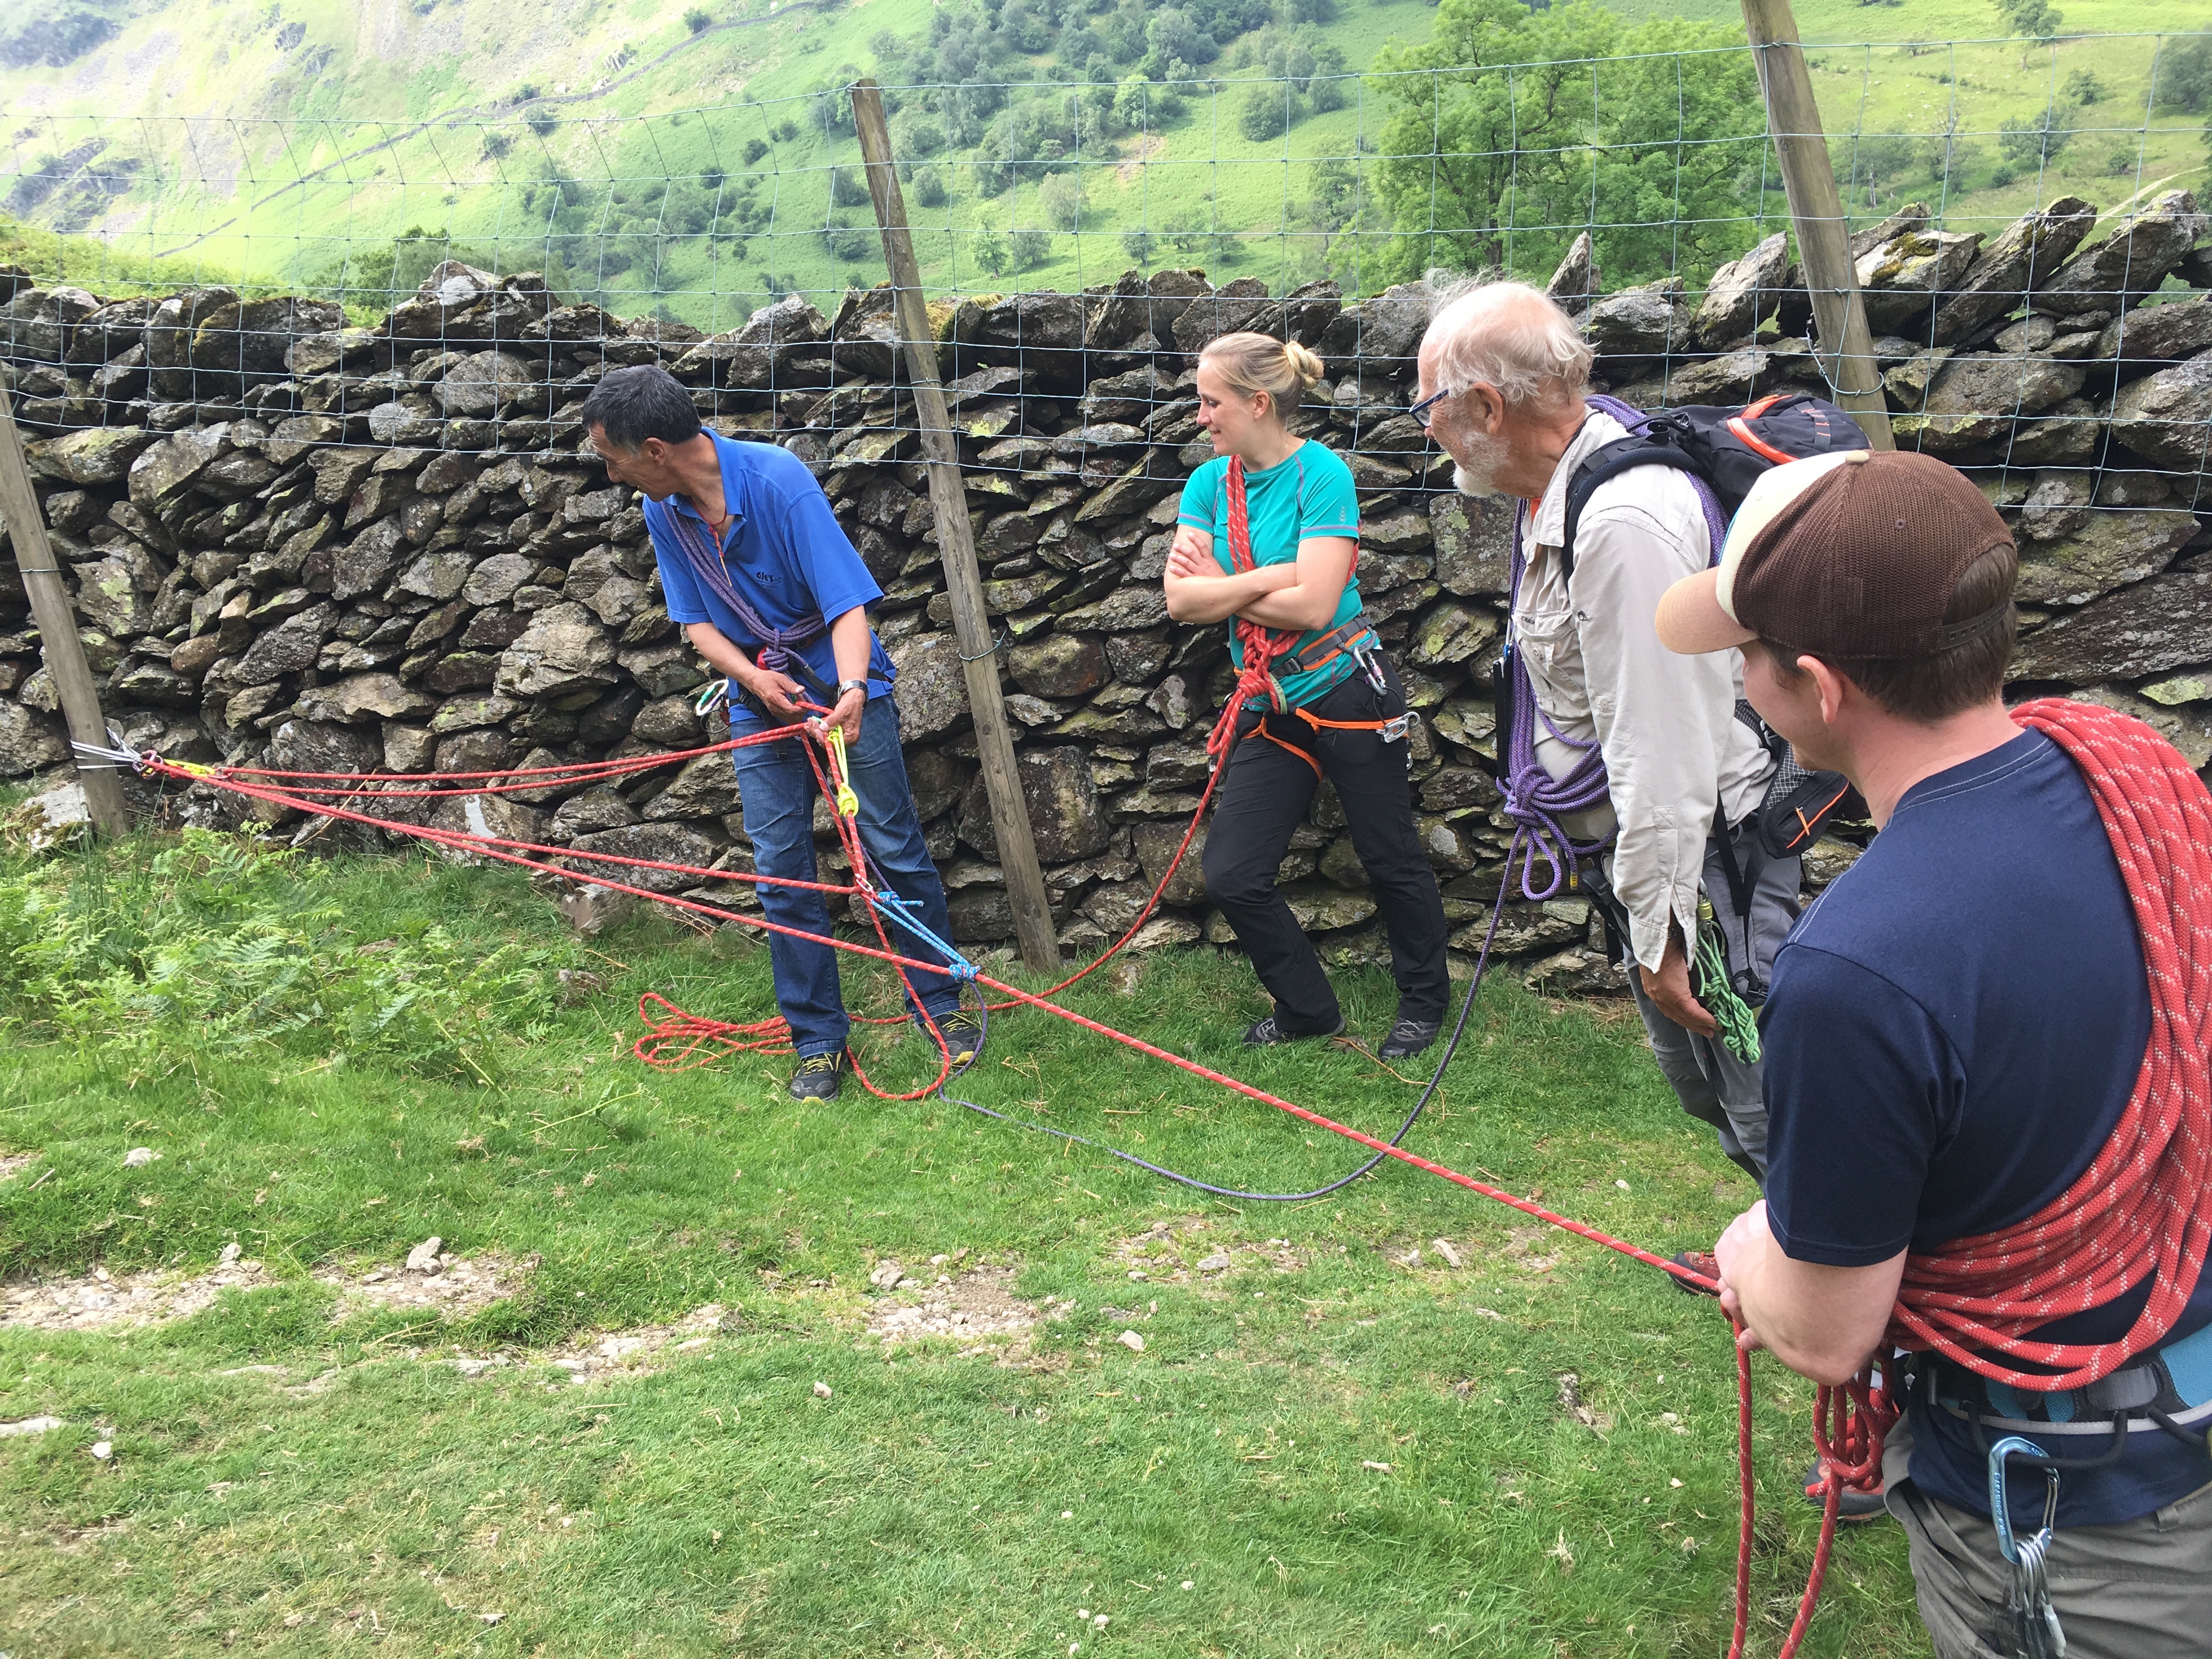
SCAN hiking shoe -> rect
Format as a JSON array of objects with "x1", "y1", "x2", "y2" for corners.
[
  {"x1": 1244, "y1": 1013, "x2": 1346, "y2": 1046},
  {"x1": 788, "y1": 1051, "x2": 846, "y2": 1101},
  {"x1": 933, "y1": 1009, "x2": 984, "y2": 1065},
  {"x1": 1668, "y1": 1249, "x2": 1723, "y2": 1296},
  {"x1": 1803, "y1": 1460, "x2": 1890, "y2": 1523},
  {"x1": 1378, "y1": 1018, "x2": 1442, "y2": 1060}
]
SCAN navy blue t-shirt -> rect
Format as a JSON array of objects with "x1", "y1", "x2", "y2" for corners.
[
  {"x1": 1763, "y1": 729, "x2": 2212, "y2": 1528},
  {"x1": 644, "y1": 432, "x2": 895, "y2": 728}
]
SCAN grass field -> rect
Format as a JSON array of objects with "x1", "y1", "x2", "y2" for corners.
[
  {"x1": 0, "y1": 827, "x2": 1924, "y2": 1656},
  {"x1": 7, "y1": 0, "x2": 2212, "y2": 321}
]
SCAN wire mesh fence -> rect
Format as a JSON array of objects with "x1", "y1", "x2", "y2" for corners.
[
  {"x1": 0, "y1": 22, "x2": 2207, "y2": 921},
  {"x1": 5, "y1": 32, "x2": 2212, "y2": 551}
]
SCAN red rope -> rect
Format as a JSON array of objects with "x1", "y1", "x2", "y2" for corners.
[
  {"x1": 185, "y1": 695, "x2": 2204, "y2": 1652},
  {"x1": 1885, "y1": 699, "x2": 2212, "y2": 1383}
]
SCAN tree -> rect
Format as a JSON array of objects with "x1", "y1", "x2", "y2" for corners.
[
  {"x1": 910, "y1": 166, "x2": 950, "y2": 208},
  {"x1": 1145, "y1": 9, "x2": 1216, "y2": 69},
  {"x1": 1238, "y1": 84, "x2": 1295, "y2": 142},
  {"x1": 2000, "y1": 104, "x2": 2074, "y2": 171},
  {"x1": 1369, "y1": 0, "x2": 1764, "y2": 285},
  {"x1": 1121, "y1": 225, "x2": 1156, "y2": 264},
  {"x1": 973, "y1": 224, "x2": 1012, "y2": 275},
  {"x1": 684, "y1": 7, "x2": 714, "y2": 33},
  {"x1": 1114, "y1": 75, "x2": 1154, "y2": 131},
  {"x1": 1010, "y1": 226, "x2": 1055, "y2": 267},
  {"x1": 525, "y1": 106, "x2": 559, "y2": 136},
  {"x1": 2063, "y1": 66, "x2": 2103, "y2": 105},
  {"x1": 1993, "y1": 0, "x2": 2063, "y2": 64},
  {"x1": 2157, "y1": 36, "x2": 2212, "y2": 112},
  {"x1": 1038, "y1": 168, "x2": 1085, "y2": 230}
]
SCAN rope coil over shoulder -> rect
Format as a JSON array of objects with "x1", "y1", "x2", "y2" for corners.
[{"x1": 1890, "y1": 700, "x2": 2212, "y2": 1383}]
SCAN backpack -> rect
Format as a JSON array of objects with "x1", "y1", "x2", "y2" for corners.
[{"x1": 1558, "y1": 392, "x2": 1872, "y2": 583}]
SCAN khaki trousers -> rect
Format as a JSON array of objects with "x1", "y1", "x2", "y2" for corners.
[{"x1": 1881, "y1": 1413, "x2": 2212, "y2": 1658}]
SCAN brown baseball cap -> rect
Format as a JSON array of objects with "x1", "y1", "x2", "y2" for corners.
[{"x1": 1656, "y1": 448, "x2": 2016, "y2": 658}]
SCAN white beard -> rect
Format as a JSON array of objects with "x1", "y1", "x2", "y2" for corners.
[{"x1": 1448, "y1": 427, "x2": 1510, "y2": 498}]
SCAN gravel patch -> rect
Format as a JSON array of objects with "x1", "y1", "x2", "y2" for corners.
[
  {"x1": 864, "y1": 1264, "x2": 1047, "y2": 1355},
  {"x1": 1111, "y1": 1216, "x2": 1305, "y2": 1287},
  {"x1": 2, "y1": 1256, "x2": 271, "y2": 1332},
  {"x1": 314, "y1": 1244, "x2": 532, "y2": 1318}
]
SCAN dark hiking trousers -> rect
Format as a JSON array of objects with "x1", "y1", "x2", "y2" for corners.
[{"x1": 1201, "y1": 655, "x2": 1450, "y2": 1036}]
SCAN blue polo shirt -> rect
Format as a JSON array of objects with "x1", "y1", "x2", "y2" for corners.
[
  {"x1": 642, "y1": 432, "x2": 895, "y2": 727},
  {"x1": 1762, "y1": 729, "x2": 2211, "y2": 1529}
]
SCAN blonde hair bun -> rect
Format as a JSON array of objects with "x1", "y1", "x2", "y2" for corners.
[{"x1": 1198, "y1": 330, "x2": 1325, "y2": 417}]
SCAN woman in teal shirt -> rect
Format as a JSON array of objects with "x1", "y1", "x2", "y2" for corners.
[{"x1": 1164, "y1": 332, "x2": 1449, "y2": 1061}]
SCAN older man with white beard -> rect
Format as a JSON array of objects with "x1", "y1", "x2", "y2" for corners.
[{"x1": 1413, "y1": 280, "x2": 1796, "y2": 1231}]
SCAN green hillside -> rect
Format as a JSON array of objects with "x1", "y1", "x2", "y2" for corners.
[{"x1": 3, "y1": 0, "x2": 2211, "y2": 321}]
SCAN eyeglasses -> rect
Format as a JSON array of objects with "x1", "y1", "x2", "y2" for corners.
[{"x1": 1408, "y1": 385, "x2": 1461, "y2": 430}]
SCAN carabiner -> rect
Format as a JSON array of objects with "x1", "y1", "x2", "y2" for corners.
[
  {"x1": 694, "y1": 678, "x2": 730, "y2": 718},
  {"x1": 1988, "y1": 1435, "x2": 2061, "y2": 1564}
]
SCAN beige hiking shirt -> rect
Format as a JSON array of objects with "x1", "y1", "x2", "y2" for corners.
[{"x1": 1510, "y1": 410, "x2": 1776, "y2": 973}]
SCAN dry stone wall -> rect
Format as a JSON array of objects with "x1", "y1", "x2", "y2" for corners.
[{"x1": 2, "y1": 196, "x2": 2210, "y2": 986}]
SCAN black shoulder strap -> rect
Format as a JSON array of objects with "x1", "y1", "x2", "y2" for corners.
[{"x1": 1557, "y1": 440, "x2": 1703, "y2": 584}]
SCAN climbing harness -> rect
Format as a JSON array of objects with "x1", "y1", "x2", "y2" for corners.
[
  {"x1": 1198, "y1": 458, "x2": 1418, "y2": 795},
  {"x1": 1988, "y1": 1437, "x2": 2068, "y2": 1659}
]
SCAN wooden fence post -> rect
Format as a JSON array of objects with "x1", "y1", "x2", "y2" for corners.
[
  {"x1": 1740, "y1": 0, "x2": 1895, "y2": 450},
  {"x1": 0, "y1": 388, "x2": 131, "y2": 833},
  {"x1": 848, "y1": 78, "x2": 1062, "y2": 975}
]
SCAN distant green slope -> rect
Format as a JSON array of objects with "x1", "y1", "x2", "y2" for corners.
[{"x1": 4, "y1": 0, "x2": 2211, "y2": 319}]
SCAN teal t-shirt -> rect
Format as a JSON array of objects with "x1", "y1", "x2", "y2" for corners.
[{"x1": 1176, "y1": 441, "x2": 1365, "y2": 710}]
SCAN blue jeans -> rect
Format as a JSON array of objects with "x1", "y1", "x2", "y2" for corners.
[{"x1": 730, "y1": 697, "x2": 963, "y2": 1058}]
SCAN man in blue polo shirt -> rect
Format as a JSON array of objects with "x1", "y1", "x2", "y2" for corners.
[
  {"x1": 579, "y1": 364, "x2": 977, "y2": 1101},
  {"x1": 1658, "y1": 449, "x2": 2212, "y2": 1657}
]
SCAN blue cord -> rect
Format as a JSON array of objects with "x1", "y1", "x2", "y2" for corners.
[{"x1": 932, "y1": 831, "x2": 1524, "y2": 1204}]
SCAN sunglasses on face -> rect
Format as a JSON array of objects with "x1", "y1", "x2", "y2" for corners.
[{"x1": 1408, "y1": 385, "x2": 1460, "y2": 430}]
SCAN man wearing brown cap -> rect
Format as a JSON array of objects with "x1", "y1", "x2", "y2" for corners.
[{"x1": 1663, "y1": 448, "x2": 2212, "y2": 1657}]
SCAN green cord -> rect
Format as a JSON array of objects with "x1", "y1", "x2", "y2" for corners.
[{"x1": 1694, "y1": 899, "x2": 1762, "y2": 1066}]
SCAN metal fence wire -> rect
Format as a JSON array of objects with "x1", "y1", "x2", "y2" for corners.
[{"x1": 4, "y1": 33, "x2": 2212, "y2": 549}]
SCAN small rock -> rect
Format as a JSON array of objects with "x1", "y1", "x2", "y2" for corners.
[
  {"x1": 404, "y1": 1237, "x2": 444, "y2": 1274},
  {"x1": 92, "y1": 1440, "x2": 114, "y2": 1460},
  {"x1": 1431, "y1": 1239, "x2": 1464, "y2": 1269},
  {"x1": 219, "y1": 1242, "x2": 241, "y2": 1265},
  {"x1": 1196, "y1": 1253, "x2": 1231, "y2": 1273},
  {"x1": 123, "y1": 1146, "x2": 160, "y2": 1167},
  {"x1": 813, "y1": 1380, "x2": 833, "y2": 1398},
  {"x1": 1116, "y1": 1329, "x2": 1146, "y2": 1352},
  {"x1": 478, "y1": 1611, "x2": 504, "y2": 1626},
  {"x1": 1362, "y1": 1460, "x2": 1393, "y2": 1472},
  {"x1": 0, "y1": 1416, "x2": 64, "y2": 1438},
  {"x1": 868, "y1": 1260, "x2": 905, "y2": 1290}
]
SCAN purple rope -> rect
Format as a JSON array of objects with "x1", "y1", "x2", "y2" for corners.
[
  {"x1": 664, "y1": 507, "x2": 827, "y2": 675},
  {"x1": 1497, "y1": 397, "x2": 1728, "y2": 902}
]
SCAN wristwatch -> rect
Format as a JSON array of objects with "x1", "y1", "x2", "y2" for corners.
[{"x1": 837, "y1": 678, "x2": 870, "y2": 698}]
